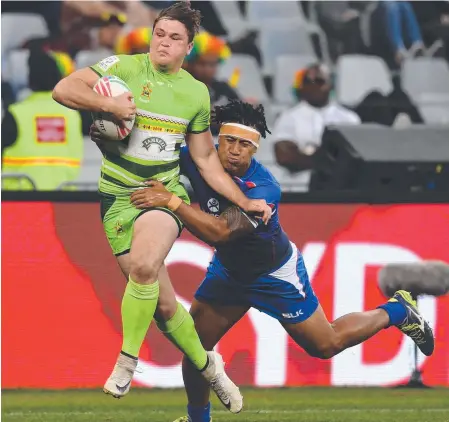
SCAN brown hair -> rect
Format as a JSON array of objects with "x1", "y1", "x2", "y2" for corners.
[{"x1": 153, "y1": 2, "x2": 202, "y2": 43}]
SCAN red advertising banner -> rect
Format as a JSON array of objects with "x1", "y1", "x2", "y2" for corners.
[{"x1": 2, "y1": 202, "x2": 449, "y2": 388}]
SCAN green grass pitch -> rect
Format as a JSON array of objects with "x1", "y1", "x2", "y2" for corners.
[{"x1": 2, "y1": 387, "x2": 449, "y2": 422}]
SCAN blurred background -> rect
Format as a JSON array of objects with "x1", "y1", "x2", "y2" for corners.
[
  {"x1": 2, "y1": 0, "x2": 449, "y2": 193},
  {"x1": 2, "y1": 2, "x2": 449, "y2": 421}
]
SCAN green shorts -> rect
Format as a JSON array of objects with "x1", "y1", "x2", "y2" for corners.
[{"x1": 100, "y1": 183, "x2": 190, "y2": 256}]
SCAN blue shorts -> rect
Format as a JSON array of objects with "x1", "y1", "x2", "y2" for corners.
[{"x1": 194, "y1": 243, "x2": 319, "y2": 324}]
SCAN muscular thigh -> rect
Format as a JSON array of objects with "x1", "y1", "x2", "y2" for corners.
[
  {"x1": 190, "y1": 299, "x2": 249, "y2": 351},
  {"x1": 281, "y1": 305, "x2": 335, "y2": 356},
  {"x1": 129, "y1": 210, "x2": 179, "y2": 280}
]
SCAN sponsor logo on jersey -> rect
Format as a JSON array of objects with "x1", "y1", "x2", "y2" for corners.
[
  {"x1": 140, "y1": 83, "x2": 152, "y2": 102},
  {"x1": 207, "y1": 198, "x2": 220, "y2": 214},
  {"x1": 97, "y1": 56, "x2": 120, "y2": 72},
  {"x1": 141, "y1": 137, "x2": 167, "y2": 152},
  {"x1": 282, "y1": 310, "x2": 304, "y2": 319}
]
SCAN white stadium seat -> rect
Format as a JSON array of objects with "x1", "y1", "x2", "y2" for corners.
[
  {"x1": 336, "y1": 55, "x2": 393, "y2": 107},
  {"x1": 260, "y1": 25, "x2": 316, "y2": 75},
  {"x1": 1, "y1": 13, "x2": 48, "y2": 54},
  {"x1": 247, "y1": 1, "x2": 307, "y2": 25},
  {"x1": 402, "y1": 58, "x2": 449, "y2": 105},
  {"x1": 75, "y1": 49, "x2": 114, "y2": 70},
  {"x1": 217, "y1": 54, "x2": 269, "y2": 104},
  {"x1": 6, "y1": 50, "x2": 30, "y2": 91}
]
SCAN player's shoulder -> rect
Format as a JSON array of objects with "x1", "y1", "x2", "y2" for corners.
[
  {"x1": 246, "y1": 159, "x2": 282, "y2": 199},
  {"x1": 179, "y1": 70, "x2": 209, "y2": 94},
  {"x1": 94, "y1": 54, "x2": 145, "y2": 73}
]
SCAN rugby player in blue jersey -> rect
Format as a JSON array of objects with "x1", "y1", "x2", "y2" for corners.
[{"x1": 130, "y1": 100, "x2": 434, "y2": 422}]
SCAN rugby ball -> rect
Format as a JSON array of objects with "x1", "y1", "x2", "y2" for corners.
[{"x1": 92, "y1": 75, "x2": 135, "y2": 141}]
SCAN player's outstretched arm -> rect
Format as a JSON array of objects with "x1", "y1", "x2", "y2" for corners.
[
  {"x1": 187, "y1": 131, "x2": 271, "y2": 223},
  {"x1": 130, "y1": 181, "x2": 256, "y2": 246},
  {"x1": 52, "y1": 68, "x2": 136, "y2": 123}
]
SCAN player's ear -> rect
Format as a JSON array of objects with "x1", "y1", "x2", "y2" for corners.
[{"x1": 187, "y1": 42, "x2": 193, "y2": 56}]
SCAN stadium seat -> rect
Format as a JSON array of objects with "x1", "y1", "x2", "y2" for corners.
[
  {"x1": 273, "y1": 54, "x2": 317, "y2": 105},
  {"x1": 256, "y1": 131, "x2": 276, "y2": 164},
  {"x1": 265, "y1": 103, "x2": 288, "y2": 129},
  {"x1": 6, "y1": 50, "x2": 30, "y2": 92},
  {"x1": 217, "y1": 54, "x2": 269, "y2": 104},
  {"x1": 210, "y1": 1, "x2": 249, "y2": 40},
  {"x1": 211, "y1": 0, "x2": 243, "y2": 20},
  {"x1": 75, "y1": 49, "x2": 113, "y2": 69},
  {"x1": 83, "y1": 136, "x2": 104, "y2": 165},
  {"x1": 221, "y1": 18, "x2": 253, "y2": 41},
  {"x1": 418, "y1": 104, "x2": 449, "y2": 126},
  {"x1": 401, "y1": 58, "x2": 449, "y2": 104},
  {"x1": 264, "y1": 164, "x2": 310, "y2": 192},
  {"x1": 247, "y1": 1, "x2": 307, "y2": 25},
  {"x1": 1, "y1": 13, "x2": 48, "y2": 54},
  {"x1": 60, "y1": 137, "x2": 103, "y2": 190},
  {"x1": 259, "y1": 25, "x2": 316, "y2": 75},
  {"x1": 16, "y1": 88, "x2": 32, "y2": 102},
  {"x1": 336, "y1": 55, "x2": 393, "y2": 107}
]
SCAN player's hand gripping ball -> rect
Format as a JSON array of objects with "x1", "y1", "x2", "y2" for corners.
[{"x1": 91, "y1": 75, "x2": 136, "y2": 141}]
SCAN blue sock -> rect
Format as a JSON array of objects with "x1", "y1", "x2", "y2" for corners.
[
  {"x1": 378, "y1": 301, "x2": 407, "y2": 327},
  {"x1": 187, "y1": 402, "x2": 211, "y2": 422}
]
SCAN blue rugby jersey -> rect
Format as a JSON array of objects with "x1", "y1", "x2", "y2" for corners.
[{"x1": 180, "y1": 146, "x2": 292, "y2": 277}]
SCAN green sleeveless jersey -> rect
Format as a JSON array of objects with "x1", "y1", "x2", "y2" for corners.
[{"x1": 90, "y1": 54, "x2": 210, "y2": 196}]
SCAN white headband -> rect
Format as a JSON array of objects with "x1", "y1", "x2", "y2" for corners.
[{"x1": 219, "y1": 123, "x2": 261, "y2": 148}]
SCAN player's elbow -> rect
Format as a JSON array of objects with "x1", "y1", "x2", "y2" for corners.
[
  {"x1": 209, "y1": 225, "x2": 232, "y2": 246},
  {"x1": 52, "y1": 80, "x2": 66, "y2": 104}
]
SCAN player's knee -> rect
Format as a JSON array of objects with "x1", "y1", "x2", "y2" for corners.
[
  {"x1": 129, "y1": 260, "x2": 158, "y2": 284},
  {"x1": 308, "y1": 340, "x2": 341, "y2": 360}
]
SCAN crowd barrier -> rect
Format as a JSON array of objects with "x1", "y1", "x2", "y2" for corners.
[{"x1": 2, "y1": 193, "x2": 449, "y2": 388}]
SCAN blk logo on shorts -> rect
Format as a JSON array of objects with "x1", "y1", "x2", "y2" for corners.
[{"x1": 282, "y1": 310, "x2": 303, "y2": 319}]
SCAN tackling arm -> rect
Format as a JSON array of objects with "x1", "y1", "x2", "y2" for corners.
[
  {"x1": 186, "y1": 131, "x2": 252, "y2": 210},
  {"x1": 174, "y1": 203, "x2": 256, "y2": 246},
  {"x1": 129, "y1": 182, "x2": 256, "y2": 246}
]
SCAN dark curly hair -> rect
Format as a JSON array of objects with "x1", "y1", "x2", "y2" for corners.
[
  {"x1": 213, "y1": 100, "x2": 271, "y2": 138},
  {"x1": 153, "y1": 2, "x2": 201, "y2": 43}
]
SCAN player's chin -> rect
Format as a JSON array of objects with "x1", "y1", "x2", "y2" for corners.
[
  {"x1": 225, "y1": 161, "x2": 241, "y2": 173},
  {"x1": 155, "y1": 53, "x2": 172, "y2": 64}
]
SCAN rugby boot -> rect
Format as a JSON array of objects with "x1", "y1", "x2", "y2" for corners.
[
  {"x1": 201, "y1": 351, "x2": 243, "y2": 413},
  {"x1": 390, "y1": 290, "x2": 434, "y2": 356},
  {"x1": 103, "y1": 352, "x2": 137, "y2": 398},
  {"x1": 173, "y1": 418, "x2": 212, "y2": 422}
]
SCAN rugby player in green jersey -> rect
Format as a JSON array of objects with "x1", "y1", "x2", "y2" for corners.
[{"x1": 53, "y1": 2, "x2": 271, "y2": 411}]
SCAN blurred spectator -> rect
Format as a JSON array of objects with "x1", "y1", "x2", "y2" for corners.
[
  {"x1": 25, "y1": 11, "x2": 127, "y2": 57},
  {"x1": 2, "y1": 49, "x2": 83, "y2": 190},
  {"x1": 271, "y1": 64, "x2": 360, "y2": 187},
  {"x1": 381, "y1": 1, "x2": 425, "y2": 65},
  {"x1": 412, "y1": 1, "x2": 449, "y2": 61},
  {"x1": 315, "y1": 1, "x2": 365, "y2": 62},
  {"x1": 184, "y1": 32, "x2": 238, "y2": 104},
  {"x1": 183, "y1": 31, "x2": 240, "y2": 135},
  {"x1": 115, "y1": 27, "x2": 152, "y2": 55}
]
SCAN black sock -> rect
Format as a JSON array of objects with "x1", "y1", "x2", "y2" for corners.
[
  {"x1": 120, "y1": 350, "x2": 138, "y2": 360},
  {"x1": 199, "y1": 355, "x2": 210, "y2": 372}
]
